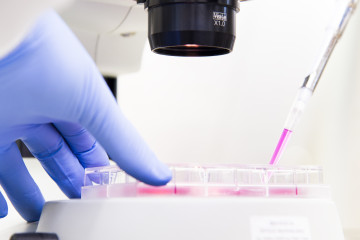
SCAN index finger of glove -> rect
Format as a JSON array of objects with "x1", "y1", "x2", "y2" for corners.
[{"x1": 76, "y1": 73, "x2": 172, "y2": 186}]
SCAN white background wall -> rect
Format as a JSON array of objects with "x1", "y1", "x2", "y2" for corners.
[{"x1": 117, "y1": 0, "x2": 360, "y2": 231}]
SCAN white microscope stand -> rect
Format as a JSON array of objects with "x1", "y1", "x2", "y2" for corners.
[{"x1": 37, "y1": 197, "x2": 344, "y2": 240}]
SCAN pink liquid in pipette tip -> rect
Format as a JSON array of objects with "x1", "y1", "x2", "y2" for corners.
[{"x1": 269, "y1": 128, "x2": 292, "y2": 165}]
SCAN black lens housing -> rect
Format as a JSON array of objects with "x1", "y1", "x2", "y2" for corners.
[{"x1": 138, "y1": 0, "x2": 240, "y2": 57}]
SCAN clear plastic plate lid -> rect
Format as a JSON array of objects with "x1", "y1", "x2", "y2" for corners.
[{"x1": 81, "y1": 164, "x2": 330, "y2": 199}]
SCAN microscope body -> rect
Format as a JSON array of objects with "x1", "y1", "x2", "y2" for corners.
[{"x1": 61, "y1": 0, "x2": 148, "y2": 77}]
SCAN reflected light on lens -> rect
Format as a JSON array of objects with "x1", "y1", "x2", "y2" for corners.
[{"x1": 185, "y1": 44, "x2": 200, "y2": 48}]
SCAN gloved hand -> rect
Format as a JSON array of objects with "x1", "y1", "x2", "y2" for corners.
[{"x1": 0, "y1": 10, "x2": 172, "y2": 222}]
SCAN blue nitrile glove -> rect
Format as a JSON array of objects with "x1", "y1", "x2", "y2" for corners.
[{"x1": 0, "y1": 10, "x2": 172, "y2": 222}]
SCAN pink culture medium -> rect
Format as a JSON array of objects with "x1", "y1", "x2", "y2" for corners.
[{"x1": 269, "y1": 128, "x2": 293, "y2": 165}]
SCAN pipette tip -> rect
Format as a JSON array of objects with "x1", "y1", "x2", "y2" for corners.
[{"x1": 269, "y1": 128, "x2": 292, "y2": 165}]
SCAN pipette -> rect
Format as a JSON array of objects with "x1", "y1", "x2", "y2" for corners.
[{"x1": 270, "y1": 0, "x2": 358, "y2": 165}]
